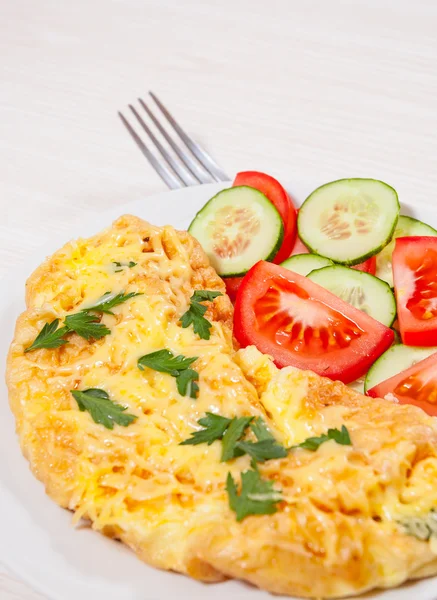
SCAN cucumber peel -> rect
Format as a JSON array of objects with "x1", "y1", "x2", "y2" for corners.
[
  {"x1": 189, "y1": 186, "x2": 284, "y2": 277},
  {"x1": 364, "y1": 344, "x2": 437, "y2": 393},
  {"x1": 298, "y1": 178, "x2": 400, "y2": 266},
  {"x1": 280, "y1": 253, "x2": 333, "y2": 276},
  {"x1": 308, "y1": 265, "x2": 396, "y2": 326}
]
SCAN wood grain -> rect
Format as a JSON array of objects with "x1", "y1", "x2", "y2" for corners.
[{"x1": 1, "y1": 0, "x2": 437, "y2": 597}]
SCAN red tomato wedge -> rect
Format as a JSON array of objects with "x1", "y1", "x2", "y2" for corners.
[
  {"x1": 367, "y1": 351, "x2": 437, "y2": 416},
  {"x1": 290, "y1": 235, "x2": 310, "y2": 256},
  {"x1": 233, "y1": 171, "x2": 297, "y2": 264},
  {"x1": 226, "y1": 250, "x2": 376, "y2": 304},
  {"x1": 352, "y1": 256, "x2": 376, "y2": 275},
  {"x1": 224, "y1": 276, "x2": 243, "y2": 302},
  {"x1": 234, "y1": 261, "x2": 394, "y2": 383},
  {"x1": 393, "y1": 236, "x2": 437, "y2": 346}
]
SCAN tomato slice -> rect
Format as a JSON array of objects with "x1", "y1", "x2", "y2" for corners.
[
  {"x1": 367, "y1": 352, "x2": 437, "y2": 416},
  {"x1": 224, "y1": 276, "x2": 243, "y2": 302},
  {"x1": 226, "y1": 248, "x2": 377, "y2": 303},
  {"x1": 233, "y1": 171, "x2": 297, "y2": 264},
  {"x1": 290, "y1": 235, "x2": 310, "y2": 256},
  {"x1": 393, "y1": 236, "x2": 437, "y2": 346},
  {"x1": 352, "y1": 256, "x2": 376, "y2": 275},
  {"x1": 234, "y1": 261, "x2": 394, "y2": 383}
]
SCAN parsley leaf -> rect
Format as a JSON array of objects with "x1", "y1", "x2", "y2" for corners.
[
  {"x1": 24, "y1": 319, "x2": 69, "y2": 352},
  {"x1": 138, "y1": 349, "x2": 197, "y2": 375},
  {"x1": 226, "y1": 470, "x2": 282, "y2": 521},
  {"x1": 179, "y1": 412, "x2": 232, "y2": 446},
  {"x1": 138, "y1": 349, "x2": 199, "y2": 398},
  {"x1": 180, "y1": 307, "x2": 211, "y2": 340},
  {"x1": 291, "y1": 425, "x2": 352, "y2": 451},
  {"x1": 294, "y1": 434, "x2": 330, "y2": 452},
  {"x1": 221, "y1": 416, "x2": 254, "y2": 462},
  {"x1": 192, "y1": 290, "x2": 223, "y2": 303},
  {"x1": 250, "y1": 417, "x2": 275, "y2": 441},
  {"x1": 24, "y1": 289, "x2": 139, "y2": 352},
  {"x1": 327, "y1": 425, "x2": 351, "y2": 445},
  {"x1": 64, "y1": 312, "x2": 111, "y2": 341},
  {"x1": 236, "y1": 439, "x2": 288, "y2": 463},
  {"x1": 24, "y1": 313, "x2": 109, "y2": 351},
  {"x1": 179, "y1": 413, "x2": 284, "y2": 463},
  {"x1": 399, "y1": 509, "x2": 437, "y2": 541},
  {"x1": 180, "y1": 289, "x2": 223, "y2": 340},
  {"x1": 176, "y1": 369, "x2": 199, "y2": 399},
  {"x1": 85, "y1": 291, "x2": 142, "y2": 315},
  {"x1": 71, "y1": 388, "x2": 137, "y2": 429},
  {"x1": 113, "y1": 261, "x2": 137, "y2": 272}
]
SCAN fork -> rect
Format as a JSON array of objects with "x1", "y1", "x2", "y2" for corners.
[{"x1": 118, "y1": 92, "x2": 229, "y2": 189}]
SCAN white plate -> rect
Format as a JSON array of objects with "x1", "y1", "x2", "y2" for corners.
[{"x1": 1, "y1": 180, "x2": 436, "y2": 600}]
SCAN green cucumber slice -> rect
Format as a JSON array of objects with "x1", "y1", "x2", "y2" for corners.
[
  {"x1": 308, "y1": 265, "x2": 396, "y2": 326},
  {"x1": 280, "y1": 253, "x2": 333, "y2": 276},
  {"x1": 298, "y1": 178, "x2": 399, "y2": 265},
  {"x1": 391, "y1": 326, "x2": 401, "y2": 344},
  {"x1": 375, "y1": 215, "x2": 437, "y2": 287},
  {"x1": 364, "y1": 344, "x2": 437, "y2": 393},
  {"x1": 348, "y1": 377, "x2": 365, "y2": 395},
  {"x1": 188, "y1": 186, "x2": 284, "y2": 277}
]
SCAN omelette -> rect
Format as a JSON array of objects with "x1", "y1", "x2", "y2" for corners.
[{"x1": 6, "y1": 214, "x2": 437, "y2": 598}]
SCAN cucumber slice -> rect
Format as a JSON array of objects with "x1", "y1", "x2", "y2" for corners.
[
  {"x1": 364, "y1": 344, "x2": 437, "y2": 393},
  {"x1": 392, "y1": 326, "x2": 401, "y2": 344},
  {"x1": 308, "y1": 265, "x2": 396, "y2": 326},
  {"x1": 348, "y1": 377, "x2": 365, "y2": 394},
  {"x1": 298, "y1": 179, "x2": 399, "y2": 265},
  {"x1": 280, "y1": 253, "x2": 333, "y2": 276},
  {"x1": 188, "y1": 186, "x2": 284, "y2": 277},
  {"x1": 375, "y1": 215, "x2": 437, "y2": 287}
]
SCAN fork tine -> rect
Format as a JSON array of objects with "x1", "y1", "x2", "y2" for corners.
[
  {"x1": 128, "y1": 105, "x2": 197, "y2": 187},
  {"x1": 118, "y1": 112, "x2": 182, "y2": 189},
  {"x1": 148, "y1": 92, "x2": 230, "y2": 182},
  {"x1": 138, "y1": 98, "x2": 214, "y2": 185}
]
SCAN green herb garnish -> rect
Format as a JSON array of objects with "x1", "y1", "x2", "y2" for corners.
[
  {"x1": 290, "y1": 425, "x2": 351, "y2": 451},
  {"x1": 226, "y1": 470, "x2": 282, "y2": 521},
  {"x1": 236, "y1": 439, "x2": 288, "y2": 463},
  {"x1": 25, "y1": 314, "x2": 110, "y2": 352},
  {"x1": 25, "y1": 290, "x2": 140, "y2": 352},
  {"x1": 221, "y1": 416, "x2": 254, "y2": 462},
  {"x1": 175, "y1": 368, "x2": 199, "y2": 399},
  {"x1": 84, "y1": 291, "x2": 142, "y2": 315},
  {"x1": 399, "y1": 510, "x2": 437, "y2": 541},
  {"x1": 64, "y1": 312, "x2": 111, "y2": 341},
  {"x1": 71, "y1": 388, "x2": 137, "y2": 429},
  {"x1": 24, "y1": 319, "x2": 69, "y2": 352},
  {"x1": 138, "y1": 349, "x2": 197, "y2": 375},
  {"x1": 113, "y1": 261, "x2": 137, "y2": 272},
  {"x1": 138, "y1": 349, "x2": 199, "y2": 398},
  {"x1": 180, "y1": 290, "x2": 222, "y2": 340},
  {"x1": 180, "y1": 413, "x2": 286, "y2": 464},
  {"x1": 179, "y1": 413, "x2": 232, "y2": 446},
  {"x1": 250, "y1": 417, "x2": 275, "y2": 441}
]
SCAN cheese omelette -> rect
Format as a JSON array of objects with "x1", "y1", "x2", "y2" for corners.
[{"x1": 7, "y1": 215, "x2": 437, "y2": 598}]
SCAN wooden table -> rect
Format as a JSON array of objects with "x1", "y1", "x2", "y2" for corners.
[{"x1": 1, "y1": 0, "x2": 437, "y2": 597}]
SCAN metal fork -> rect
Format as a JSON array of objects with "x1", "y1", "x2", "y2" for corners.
[{"x1": 118, "y1": 92, "x2": 229, "y2": 189}]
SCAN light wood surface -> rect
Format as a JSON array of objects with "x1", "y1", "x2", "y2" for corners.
[{"x1": 1, "y1": 0, "x2": 437, "y2": 597}]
